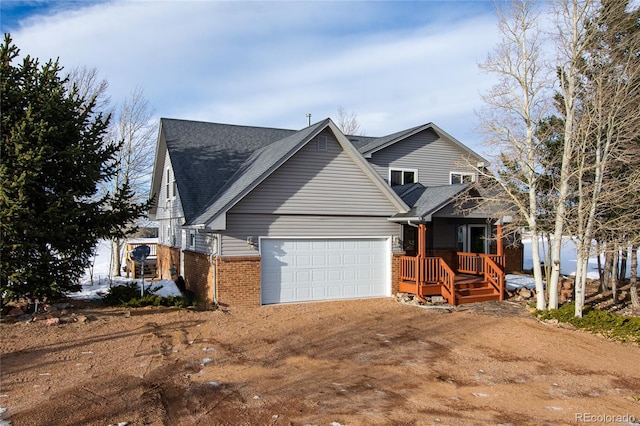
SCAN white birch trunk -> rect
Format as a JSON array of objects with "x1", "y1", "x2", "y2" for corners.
[
  {"x1": 630, "y1": 246, "x2": 639, "y2": 309},
  {"x1": 111, "y1": 238, "x2": 122, "y2": 277},
  {"x1": 530, "y1": 231, "x2": 546, "y2": 309}
]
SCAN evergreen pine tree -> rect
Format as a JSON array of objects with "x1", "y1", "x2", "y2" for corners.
[{"x1": 0, "y1": 35, "x2": 150, "y2": 304}]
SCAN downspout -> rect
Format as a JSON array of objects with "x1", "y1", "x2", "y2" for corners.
[{"x1": 209, "y1": 234, "x2": 219, "y2": 307}]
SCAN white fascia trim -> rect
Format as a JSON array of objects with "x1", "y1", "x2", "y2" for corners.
[
  {"x1": 387, "y1": 215, "x2": 432, "y2": 223},
  {"x1": 387, "y1": 217, "x2": 423, "y2": 222},
  {"x1": 148, "y1": 125, "x2": 167, "y2": 217}
]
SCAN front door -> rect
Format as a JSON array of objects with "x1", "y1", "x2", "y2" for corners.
[
  {"x1": 458, "y1": 224, "x2": 488, "y2": 253},
  {"x1": 468, "y1": 225, "x2": 487, "y2": 254}
]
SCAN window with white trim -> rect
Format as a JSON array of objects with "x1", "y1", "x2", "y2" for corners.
[
  {"x1": 450, "y1": 172, "x2": 475, "y2": 184},
  {"x1": 389, "y1": 168, "x2": 417, "y2": 186},
  {"x1": 189, "y1": 230, "x2": 196, "y2": 248}
]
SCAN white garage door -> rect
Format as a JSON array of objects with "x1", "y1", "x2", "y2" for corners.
[{"x1": 261, "y1": 238, "x2": 389, "y2": 304}]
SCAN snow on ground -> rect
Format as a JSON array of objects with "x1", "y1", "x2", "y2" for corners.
[
  {"x1": 69, "y1": 239, "x2": 180, "y2": 300},
  {"x1": 522, "y1": 236, "x2": 640, "y2": 279},
  {"x1": 505, "y1": 274, "x2": 537, "y2": 291}
]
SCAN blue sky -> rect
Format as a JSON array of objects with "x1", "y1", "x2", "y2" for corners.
[{"x1": 1, "y1": 0, "x2": 502, "y2": 154}]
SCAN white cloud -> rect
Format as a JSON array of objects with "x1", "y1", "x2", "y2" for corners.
[{"x1": 9, "y1": 0, "x2": 500, "y2": 153}]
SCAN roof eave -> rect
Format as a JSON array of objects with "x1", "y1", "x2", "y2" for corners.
[{"x1": 148, "y1": 120, "x2": 167, "y2": 217}]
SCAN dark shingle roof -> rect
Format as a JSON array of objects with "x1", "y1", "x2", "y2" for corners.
[
  {"x1": 161, "y1": 119, "x2": 296, "y2": 222},
  {"x1": 392, "y1": 183, "x2": 469, "y2": 219},
  {"x1": 188, "y1": 119, "x2": 330, "y2": 226},
  {"x1": 357, "y1": 124, "x2": 425, "y2": 154},
  {"x1": 346, "y1": 135, "x2": 377, "y2": 149}
]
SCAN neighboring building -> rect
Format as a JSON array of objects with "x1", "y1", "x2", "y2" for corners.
[{"x1": 149, "y1": 118, "x2": 522, "y2": 307}]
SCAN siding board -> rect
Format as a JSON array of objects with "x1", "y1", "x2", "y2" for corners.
[
  {"x1": 231, "y1": 133, "x2": 398, "y2": 216},
  {"x1": 156, "y1": 150, "x2": 185, "y2": 246},
  {"x1": 222, "y1": 214, "x2": 401, "y2": 257},
  {"x1": 367, "y1": 129, "x2": 479, "y2": 186}
]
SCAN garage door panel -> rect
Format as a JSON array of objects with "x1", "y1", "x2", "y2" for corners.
[
  {"x1": 261, "y1": 238, "x2": 388, "y2": 304},
  {"x1": 312, "y1": 255, "x2": 326, "y2": 266}
]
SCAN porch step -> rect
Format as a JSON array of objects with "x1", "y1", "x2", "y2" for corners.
[
  {"x1": 455, "y1": 284, "x2": 500, "y2": 304},
  {"x1": 456, "y1": 286, "x2": 496, "y2": 297},
  {"x1": 456, "y1": 293, "x2": 501, "y2": 304},
  {"x1": 455, "y1": 281, "x2": 490, "y2": 290}
]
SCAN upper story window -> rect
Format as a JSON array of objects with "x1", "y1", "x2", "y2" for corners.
[
  {"x1": 450, "y1": 172, "x2": 475, "y2": 184},
  {"x1": 389, "y1": 168, "x2": 417, "y2": 186},
  {"x1": 317, "y1": 135, "x2": 328, "y2": 151},
  {"x1": 166, "y1": 168, "x2": 171, "y2": 198}
]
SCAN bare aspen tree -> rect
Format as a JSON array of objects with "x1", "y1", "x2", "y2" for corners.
[
  {"x1": 556, "y1": 0, "x2": 640, "y2": 316},
  {"x1": 108, "y1": 87, "x2": 156, "y2": 276},
  {"x1": 65, "y1": 66, "x2": 112, "y2": 115},
  {"x1": 336, "y1": 106, "x2": 365, "y2": 136},
  {"x1": 546, "y1": 0, "x2": 598, "y2": 311},
  {"x1": 477, "y1": 0, "x2": 550, "y2": 309}
]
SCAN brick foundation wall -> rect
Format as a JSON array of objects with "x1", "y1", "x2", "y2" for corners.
[
  {"x1": 391, "y1": 253, "x2": 404, "y2": 295},
  {"x1": 215, "y1": 256, "x2": 261, "y2": 308},
  {"x1": 156, "y1": 245, "x2": 180, "y2": 280},
  {"x1": 183, "y1": 250, "x2": 213, "y2": 302}
]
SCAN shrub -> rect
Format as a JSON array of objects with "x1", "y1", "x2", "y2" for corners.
[
  {"x1": 101, "y1": 282, "x2": 190, "y2": 308},
  {"x1": 536, "y1": 303, "x2": 640, "y2": 344}
]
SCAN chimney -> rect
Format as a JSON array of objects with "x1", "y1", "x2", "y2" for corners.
[{"x1": 306, "y1": 113, "x2": 311, "y2": 127}]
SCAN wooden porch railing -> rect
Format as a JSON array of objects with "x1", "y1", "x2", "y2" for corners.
[
  {"x1": 456, "y1": 252, "x2": 505, "y2": 275},
  {"x1": 400, "y1": 252, "x2": 506, "y2": 305},
  {"x1": 398, "y1": 256, "x2": 455, "y2": 304},
  {"x1": 400, "y1": 255, "x2": 419, "y2": 284},
  {"x1": 481, "y1": 254, "x2": 505, "y2": 300},
  {"x1": 438, "y1": 258, "x2": 455, "y2": 305},
  {"x1": 399, "y1": 256, "x2": 445, "y2": 283}
]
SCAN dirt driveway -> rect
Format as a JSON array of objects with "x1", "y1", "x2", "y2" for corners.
[{"x1": 1, "y1": 298, "x2": 639, "y2": 426}]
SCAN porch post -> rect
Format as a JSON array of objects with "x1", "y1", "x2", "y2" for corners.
[
  {"x1": 418, "y1": 223, "x2": 426, "y2": 259},
  {"x1": 417, "y1": 223, "x2": 426, "y2": 286},
  {"x1": 496, "y1": 224, "x2": 504, "y2": 256}
]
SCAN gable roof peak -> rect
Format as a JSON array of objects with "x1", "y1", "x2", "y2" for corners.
[{"x1": 358, "y1": 121, "x2": 487, "y2": 165}]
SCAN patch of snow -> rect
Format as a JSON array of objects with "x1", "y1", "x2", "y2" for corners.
[
  {"x1": 68, "y1": 239, "x2": 180, "y2": 300},
  {"x1": 505, "y1": 274, "x2": 537, "y2": 291},
  {"x1": 522, "y1": 236, "x2": 640, "y2": 279}
]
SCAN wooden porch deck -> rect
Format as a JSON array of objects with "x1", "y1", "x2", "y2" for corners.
[{"x1": 398, "y1": 253, "x2": 505, "y2": 305}]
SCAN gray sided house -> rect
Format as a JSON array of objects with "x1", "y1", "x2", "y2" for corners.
[{"x1": 149, "y1": 118, "x2": 522, "y2": 308}]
